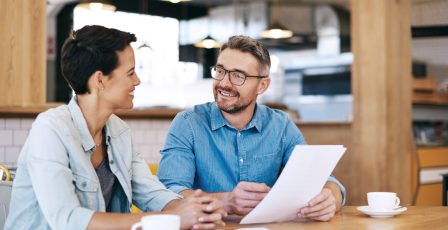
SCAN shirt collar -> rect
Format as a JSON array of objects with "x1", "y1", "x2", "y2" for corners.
[
  {"x1": 211, "y1": 102, "x2": 227, "y2": 131},
  {"x1": 67, "y1": 96, "x2": 111, "y2": 152},
  {"x1": 210, "y1": 102, "x2": 264, "y2": 132}
]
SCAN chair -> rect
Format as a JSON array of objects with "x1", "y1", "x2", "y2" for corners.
[{"x1": 0, "y1": 181, "x2": 13, "y2": 229}]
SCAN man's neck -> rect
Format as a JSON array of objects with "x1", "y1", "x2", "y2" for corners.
[{"x1": 221, "y1": 103, "x2": 256, "y2": 130}]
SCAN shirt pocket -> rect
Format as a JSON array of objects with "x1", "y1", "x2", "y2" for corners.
[
  {"x1": 73, "y1": 173, "x2": 99, "y2": 209},
  {"x1": 250, "y1": 151, "x2": 282, "y2": 186}
]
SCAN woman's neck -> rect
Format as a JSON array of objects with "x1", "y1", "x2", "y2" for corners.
[{"x1": 76, "y1": 94, "x2": 112, "y2": 138}]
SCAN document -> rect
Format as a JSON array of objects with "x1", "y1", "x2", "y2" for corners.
[{"x1": 240, "y1": 145, "x2": 346, "y2": 224}]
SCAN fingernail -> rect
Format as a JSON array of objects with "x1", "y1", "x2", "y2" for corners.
[
  {"x1": 198, "y1": 217, "x2": 204, "y2": 222},
  {"x1": 207, "y1": 206, "x2": 213, "y2": 211}
]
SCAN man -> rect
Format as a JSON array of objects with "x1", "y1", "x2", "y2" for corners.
[{"x1": 158, "y1": 35, "x2": 346, "y2": 221}]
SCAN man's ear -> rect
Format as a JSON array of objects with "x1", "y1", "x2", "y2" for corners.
[{"x1": 257, "y1": 77, "x2": 271, "y2": 95}]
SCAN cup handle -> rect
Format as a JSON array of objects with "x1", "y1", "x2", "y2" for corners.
[
  {"x1": 395, "y1": 197, "x2": 400, "y2": 207},
  {"x1": 131, "y1": 222, "x2": 142, "y2": 230}
]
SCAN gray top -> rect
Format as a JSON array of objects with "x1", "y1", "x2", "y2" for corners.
[{"x1": 94, "y1": 155, "x2": 116, "y2": 211}]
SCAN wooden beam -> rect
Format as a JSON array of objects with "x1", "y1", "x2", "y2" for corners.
[
  {"x1": 0, "y1": 0, "x2": 46, "y2": 106},
  {"x1": 351, "y1": 0, "x2": 414, "y2": 205}
]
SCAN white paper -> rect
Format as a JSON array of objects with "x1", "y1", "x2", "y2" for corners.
[{"x1": 240, "y1": 145, "x2": 346, "y2": 224}]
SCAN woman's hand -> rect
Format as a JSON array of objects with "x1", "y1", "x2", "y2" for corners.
[{"x1": 170, "y1": 190, "x2": 226, "y2": 229}]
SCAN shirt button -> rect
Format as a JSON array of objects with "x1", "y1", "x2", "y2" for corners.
[
  {"x1": 237, "y1": 132, "x2": 241, "y2": 136},
  {"x1": 81, "y1": 182, "x2": 87, "y2": 188},
  {"x1": 239, "y1": 158, "x2": 244, "y2": 164},
  {"x1": 110, "y1": 160, "x2": 114, "y2": 165}
]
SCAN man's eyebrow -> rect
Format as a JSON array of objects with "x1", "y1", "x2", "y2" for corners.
[{"x1": 215, "y1": 63, "x2": 249, "y2": 75}]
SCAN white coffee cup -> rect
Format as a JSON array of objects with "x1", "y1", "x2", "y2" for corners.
[
  {"x1": 131, "y1": 214, "x2": 180, "y2": 230},
  {"x1": 367, "y1": 192, "x2": 400, "y2": 211}
]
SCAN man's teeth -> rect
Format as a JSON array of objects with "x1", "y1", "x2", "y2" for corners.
[
  {"x1": 220, "y1": 90, "x2": 236, "y2": 97},
  {"x1": 129, "y1": 91, "x2": 134, "y2": 96}
]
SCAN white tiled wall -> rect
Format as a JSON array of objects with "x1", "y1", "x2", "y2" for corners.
[{"x1": 0, "y1": 118, "x2": 172, "y2": 167}]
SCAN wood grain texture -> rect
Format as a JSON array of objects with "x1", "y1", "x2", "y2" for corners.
[
  {"x1": 0, "y1": 0, "x2": 46, "y2": 106},
  {"x1": 418, "y1": 147, "x2": 448, "y2": 168},
  {"x1": 415, "y1": 183, "x2": 443, "y2": 205},
  {"x1": 224, "y1": 206, "x2": 448, "y2": 229},
  {"x1": 299, "y1": 122, "x2": 354, "y2": 204},
  {"x1": 352, "y1": 0, "x2": 415, "y2": 205}
]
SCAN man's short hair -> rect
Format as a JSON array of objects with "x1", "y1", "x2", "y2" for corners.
[
  {"x1": 220, "y1": 35, "x2": 271, "y2": 75},
  {"x1": 61, "y1": 25, "x2": 137, "y2": 94}
]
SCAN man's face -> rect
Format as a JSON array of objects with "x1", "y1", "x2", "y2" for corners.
[{"x1": 213, "y1": 48, "x2": 269, "y2": 114}]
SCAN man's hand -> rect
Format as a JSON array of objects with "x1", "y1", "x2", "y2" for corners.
[
  {"x1": 223, "y1": 182, "x2": 270, "y2": 216},
  {"x1": 166, "y1": 190, "x2": 225, "y2": 229},
  {"x1": 297, "y1": 182, "x2": 342, "y2": 221}
]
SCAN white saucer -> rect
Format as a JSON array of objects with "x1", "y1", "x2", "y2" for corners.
[{"x1": 357, "y1": 206, "x2": 407, "y2": 218}]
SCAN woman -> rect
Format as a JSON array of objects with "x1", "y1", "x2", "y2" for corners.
[{"x1": 5, "y1": 25, "x2": 224, "y2": 230}]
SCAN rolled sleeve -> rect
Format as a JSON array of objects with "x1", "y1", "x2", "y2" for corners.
[
  {"x1": 131, "y1": 144, "x2": 182, "y2": 211},
  {"x1": 167, "y1": 185, "x2": 191, "y2": 195},
  {"x1": 327, "y1": 175, "x2": 346, "y2": 206}
]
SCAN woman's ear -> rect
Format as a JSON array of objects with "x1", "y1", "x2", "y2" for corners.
[
  {"x1": 94, "y1": 71, "x2": 106, "y2": 90},
  {"x1": 257, "y1": 77, "x2": 271, "y2": 95},
  {"x1": 87, "y1": 71, "x2": 105, "y2": 93}
]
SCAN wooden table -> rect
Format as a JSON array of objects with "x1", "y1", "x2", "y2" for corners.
[{"x1": 223, "y1": 206, "x2": 448, "y2": 229}]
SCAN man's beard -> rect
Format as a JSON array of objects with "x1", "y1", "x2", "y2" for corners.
[{"x1": 214, "y1": 86, "x2": 252, "y2": 114}]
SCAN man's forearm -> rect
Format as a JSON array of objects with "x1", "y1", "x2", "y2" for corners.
[{"x1": 324, "y1": 181, "x2": 343, "y2": 211}]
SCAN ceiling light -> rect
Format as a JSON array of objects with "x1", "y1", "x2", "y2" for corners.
[
  {"x1": 76, "y1": 0, "x2": 116, "y2": 11},
  {"x1": 194, "y1": 35, "x2": 222, "y2": 49},
  {"x1": 160, "y1": 0, "x2": 192, "y2": 3},
  {"x1": 261, "y1": 21, "x2": 293, "y2": 39},
  {"x1": 261, "y1": 0, "x2": 293, "y2": 39}
]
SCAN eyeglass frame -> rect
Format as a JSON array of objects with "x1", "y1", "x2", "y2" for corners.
[{"x1": 210, "y1": 65, "x2": 268, "y2": 86}]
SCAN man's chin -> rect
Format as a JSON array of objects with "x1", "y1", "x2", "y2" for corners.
[{"x1": 217, "y1": 103, "x2": 249, "y2": 114}]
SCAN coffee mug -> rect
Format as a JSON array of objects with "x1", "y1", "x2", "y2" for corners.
[
  {"x1": 367, "y1": 192, "x2": 400, "y2": 211},
  {"x1": 131, "y1": 214, "x2": 180, "y2": 230}
]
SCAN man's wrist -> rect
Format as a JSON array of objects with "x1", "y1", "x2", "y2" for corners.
[{"x1": 324, "y1": 182, "x2": 342, "y2": 211}]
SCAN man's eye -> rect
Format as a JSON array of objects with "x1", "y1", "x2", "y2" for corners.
[
  {"x1": 235, "y1": 73, "x2": 245, "y2": 80},
  {"x1": 216, "y1": 68, "x2": 224, "y2": 74}
]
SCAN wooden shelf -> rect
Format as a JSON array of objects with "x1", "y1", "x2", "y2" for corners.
[
  {"x1": 413, "y1": 77, "x2": 448, "y2": 105},
  {"x1": 413, "y1": 92, "x2": 448, "y2": 105}
]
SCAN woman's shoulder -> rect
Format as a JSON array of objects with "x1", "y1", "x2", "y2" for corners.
[{"x1": 34, "y1": 105, "x2": 72, "y2": 127}]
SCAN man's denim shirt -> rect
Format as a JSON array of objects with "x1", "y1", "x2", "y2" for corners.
[
  {"x1": 5, "y1": 97, "x2": 180, "y2": 230},
  {"x1": 158, "y1": 102, "x2": 346, "y2": 204}
]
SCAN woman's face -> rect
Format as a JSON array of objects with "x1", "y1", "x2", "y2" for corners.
[{"x1": 101, "y1": 45, "x2": 140, "y2": 110}]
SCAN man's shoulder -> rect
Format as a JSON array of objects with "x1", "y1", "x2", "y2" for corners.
[
  {"x1": 177, "y1": 102, "x2": 213, "y2": 121},
  {"x1": 258, "y1": 104, "x2": 292, "y2": 123}
]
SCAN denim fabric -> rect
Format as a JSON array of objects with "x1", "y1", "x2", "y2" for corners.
[
  {"x1": 158, "y1": 102, "x2": 345, "y2": 204},
  {"x1": 5, "y1": 97, "x2": 180, "y2": 230}
]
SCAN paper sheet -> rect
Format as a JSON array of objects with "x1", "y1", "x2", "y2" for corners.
[{"x1": 240, "y1": 145, "x2": 346, "y2": 224}]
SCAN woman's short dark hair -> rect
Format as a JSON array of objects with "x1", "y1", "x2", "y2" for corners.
[
  {"x1": 61, "y1": 25, "x2": 137, "y2": 94},
  {"x1": 220, "y1": 35, "x2": 271, "y2": 75}
]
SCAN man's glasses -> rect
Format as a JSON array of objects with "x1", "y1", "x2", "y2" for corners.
[{"x1": 210, "y1": 66, "x2": 267, "y2": 86}]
